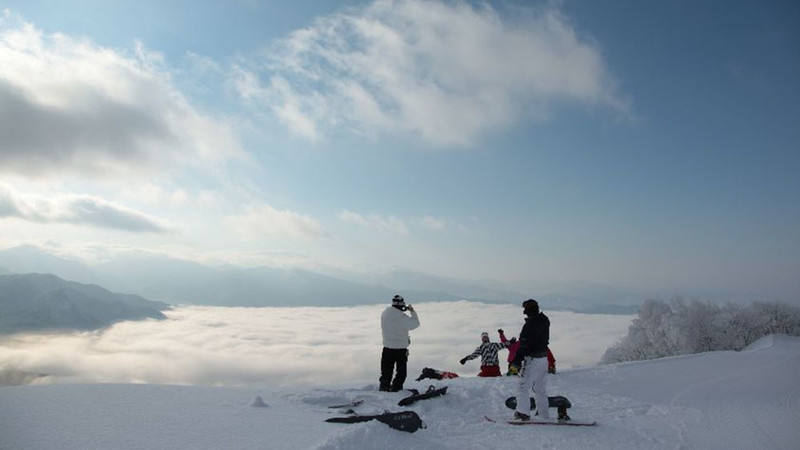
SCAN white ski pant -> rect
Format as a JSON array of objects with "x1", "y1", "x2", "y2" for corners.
[{"x1": 516, "y1": 356, "x2": 549, "y2": 418}]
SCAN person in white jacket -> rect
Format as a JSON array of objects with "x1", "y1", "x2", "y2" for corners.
[{"x1": 379, "y1": 295, "x2": 420, "y2": 392}]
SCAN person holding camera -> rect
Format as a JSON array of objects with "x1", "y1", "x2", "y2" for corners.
[{"x1": 379, "y1": 294, "x2": 420, "y2": 392}]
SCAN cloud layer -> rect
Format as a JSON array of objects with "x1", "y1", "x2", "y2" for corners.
[
  {"x1": 0, "y1": 301, "x2": 632, "y2": 387},
  {"x1": 239, "y1": 0, "x2": 627, "y2": 145},
  {"x1": 0, "y1": 13, "x2": 241, "y2": 178}
]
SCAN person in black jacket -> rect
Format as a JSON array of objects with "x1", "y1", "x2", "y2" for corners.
[{"x1": 511, "y1": 299, "x2": 551, "y2": 421}]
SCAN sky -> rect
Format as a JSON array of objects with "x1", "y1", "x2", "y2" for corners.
[
  {"x1": 0, "y1": 0, "x2": 798, "y2": 301},
  {"x1": 0, "y1": 302, "x2": 632, "y2": 387}
]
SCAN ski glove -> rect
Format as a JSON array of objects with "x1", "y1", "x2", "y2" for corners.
[{"x1": 459, "y1": 358, "x2": 467, "y2": 365}]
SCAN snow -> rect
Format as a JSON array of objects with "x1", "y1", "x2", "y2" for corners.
[{"x1": 2, "y1": 334, "x2": 799, "y2": 449}]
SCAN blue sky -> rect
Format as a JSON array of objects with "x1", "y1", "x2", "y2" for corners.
[{"x1": 0, "y1": 0, "x2": 798, "y2": 301}]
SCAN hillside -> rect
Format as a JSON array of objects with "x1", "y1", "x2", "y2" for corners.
[
  {"x1": 0, "y1": 273, "x2": 169, "y2": 334},
  {"x1": 1, "y1": 335, "x2": 797, "y2": 449}
]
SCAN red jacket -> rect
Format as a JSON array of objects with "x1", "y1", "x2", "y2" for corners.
[{"x1": 499, "y1": 330, "x2": 555, "y2": 368}]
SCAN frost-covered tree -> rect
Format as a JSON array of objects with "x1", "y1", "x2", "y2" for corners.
[{"x1": 601, "y1": 299, "x2": 800, "y2": 364}]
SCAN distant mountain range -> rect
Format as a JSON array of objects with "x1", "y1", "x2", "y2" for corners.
[
  {"x1": 0, "y1": 273, "x2": 169, "y2": 334},
  {"x1": 0, "y1": 245, "x2": 644, "y2": 313}
]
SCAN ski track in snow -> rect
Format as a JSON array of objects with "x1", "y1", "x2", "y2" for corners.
[{"x1": 1, "y1": 335, "x2": 799, "y2": 449}]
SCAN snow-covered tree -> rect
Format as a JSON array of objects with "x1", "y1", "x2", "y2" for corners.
[{"x1": 601, "y1": 299, "x2": 800, "y2": 364}]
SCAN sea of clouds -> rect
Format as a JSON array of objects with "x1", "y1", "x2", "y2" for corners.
[{"x1": 0, "y1": 301, "x2": 632, "y2": 387}]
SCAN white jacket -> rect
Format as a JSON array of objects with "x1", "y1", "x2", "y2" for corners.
[{"x1": 381, "y1": 306, "x2": 420, "y2": 349}]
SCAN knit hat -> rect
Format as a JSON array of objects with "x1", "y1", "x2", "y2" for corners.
[
  {"x1": 481, "y1": 331, "x2": 489, "y2": 339},
  {"x1": 392, "y1": 295, "x2": 406, "y2": 306}
]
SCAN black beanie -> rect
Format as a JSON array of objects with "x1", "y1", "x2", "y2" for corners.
[{"x1": 522, "y1": 299, "x2": 539, "y2": 315}]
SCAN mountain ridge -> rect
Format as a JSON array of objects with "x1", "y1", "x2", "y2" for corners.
[
  {"x1": 0, "y1": 273, "x2": 169, "y2": 334},
  {"x1": 0, "y1": 245, "x2": 641, "y2": 313}
]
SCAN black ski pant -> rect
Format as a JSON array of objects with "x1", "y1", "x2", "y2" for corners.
[{"x1": 380, "y1": 347, "x2": 408, "y2": 391}]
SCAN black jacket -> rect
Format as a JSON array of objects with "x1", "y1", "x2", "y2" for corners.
[{"x1": 514, "y1": 312, "x2": 550, "y2": 364}]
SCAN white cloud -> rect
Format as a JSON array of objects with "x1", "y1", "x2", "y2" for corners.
[
  {"x1": 241, "y1": 0, "x2": 628, "y2": 146},
  {"x1": 232, "y1": 64, "x2": 269, "y2": 101},
  {"x1": 420, "y1": 215, "x2": 447, "y2": 231},
  {"x1": 0, "y1": 14, "x2": 242, "y2": 179},
  {"x1": 226, "y1": 204, "x2": 330, "y2": 239},
  {"x1": 339, "y1": 210, "x2": 410, "y2": 235},
  {"x1": 0, "y1": 302, "x2": 633, "y2": 387},
  {"x1": 339, "y1": 210, "x2": 466, "y2": 235},
  {"x1": 123, "y1": 183, "x2": 191, "y2": 208},
  {"x1": 0, "y1": 184, "x2": 172, "y2": 233},
  {"x1": 268, "y1": 76, "x2": 323, "y2": 142},
  {"x1": 118, "y1": 183, "x2": 227, "y2": 213}
]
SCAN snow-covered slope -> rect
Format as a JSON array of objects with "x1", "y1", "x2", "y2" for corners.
[{"x1": 1, "y1": 335, "x2": 798, "y2": 450}]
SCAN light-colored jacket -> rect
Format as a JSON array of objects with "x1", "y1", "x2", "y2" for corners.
[{"x1": 381, "y1": 306, "x2": 420, "y2": 349}]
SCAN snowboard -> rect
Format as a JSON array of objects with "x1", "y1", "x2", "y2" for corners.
[
  {"x1": 325, "y1": 411, "x2": 425, "y2": 433},
  {"x1": 398, "y1": 385, "x2": 448, "y2": 406},
  {"x1": 485, "y1": 416, "x2": 596, "y2": 427},
  {"x1": 508, "y1": 418, "x2": 596, "y2": 427},
  {"x1": 504, "y1": 395, "x2": 571, "y2": 410},
  {"x1": 327, "y1": 399, "x2": 364, "y2": 409}
]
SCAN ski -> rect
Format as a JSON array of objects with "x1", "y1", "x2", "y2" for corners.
[
  {"x1": 398, "y1": 385, "x2": 448, "y2": 406},
  {"x1": 325, "y1": 411, "x2": 425, "y2": 433}
]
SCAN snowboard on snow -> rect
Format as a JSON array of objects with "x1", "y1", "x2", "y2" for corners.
[
  {"x1": 325, "y1": 411, "x2": 425, "y2": 433},
  {"x1": 504, "y1": 395, "x2": 572, "y2": 411},
  {"x1": 327, "y1": 399, "x2": 364, "y2": 409},
  {"x1": 486, "y1": 416, "x2": 596, "y2": 427},
  {"x1": 398, "y1": 385, "x2": 448, "y2": 406},
  {"x1": 507, "y1": 417, "x2": 596, "y2": 427}
]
